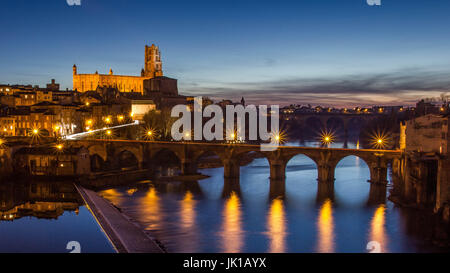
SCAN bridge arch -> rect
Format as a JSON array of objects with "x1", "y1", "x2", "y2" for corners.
[
  {"x1": 326, "y1": 116, "x2": 345, "y2": 133},
  {"x1": 113, "y1": 145, "x2": 143, "y2": 165},
  {"x1": 285, "y1": 153, "x2": 320, "y2": 200},
  {"x1": 90, "y1": 154, "x2": 106, "y2": 172},
  {"x1": 149, "y1": 148, "x2": 182, "y2": 177},
  {"x1": 304, "y1": 116, "x2": 325, "y2": 136},
  {"x1": 333, "y1": 155, "x2": 372, "y2": 205},
  {"x1": 86, "y1": 144, "x2": 107, "y2": 162},
  {"x1": 117, "y1": 150, "x2": 140, "y2": 170},
  {"x1": 192, "y1": 150, "x2": 224, "y2": 170}
]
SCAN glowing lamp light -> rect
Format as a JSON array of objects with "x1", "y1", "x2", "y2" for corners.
[
  {"x1": 105, "y1": 117, "x2": 112, "y2": 124},
  {"x1": 271, "y1": 129, "x2": 286, "y2": 144},
  {"x1": 32, "y1": 129, "x2": 39, "y2": 135},
  {"x1": 319, "y1": 129, "x2": 335, "y2": 146},
  {"x1": 85, "y1": 102, "x2": 90, "y2": 106},
  {"x1": 56, "y1": 144, "x2": 63, "y2": 150},
  {"x1": 370, "y1": 131, "x2": 390, "y2": 149},
  {"x1": 118, "y1": 115, "x2": 124, "y2": 121},
  {"x1": 106, "y1": 130, "x2": 112, "y2": 136}
]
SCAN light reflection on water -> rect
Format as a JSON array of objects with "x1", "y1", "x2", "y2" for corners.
[
  {"x1": 369, "y1": 204, "x2": 388, "y2": 253},
  {"x1": 267, "y1": 198, "x2": 287, "y2": 253},
  {"x1": 316, "y1": 199, "x2": 335, "y2": 253},
  {"x1": 220, "y1": 191, "x2": 243, "y2": 253},
  {"x1": 98, "y1": 141, "x2": 448, "y2": 253}
]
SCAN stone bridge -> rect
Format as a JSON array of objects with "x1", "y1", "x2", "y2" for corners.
[
  {"x1": 283, "y1": 112, "x2": 380, "y2": 140},
  {"x1": 70, "y1": 139, "x2": 402, "y2": 198}
]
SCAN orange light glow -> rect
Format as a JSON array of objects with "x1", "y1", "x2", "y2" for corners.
[
  {"x1": 220, "y1": 192, "x2": 243, "y2": 253},
  {"x1": 267, "y1": 198, "x2": 287, "y2": 253},
  {"x1": 316, "y1": 199, "x2": 335, "y2": 253},
  {"x1": 368, "y1": 205, "x2": 388, "y2": 253},
  {"x1": 319, "y1": 129, "x2": 335, "y2": 146}
]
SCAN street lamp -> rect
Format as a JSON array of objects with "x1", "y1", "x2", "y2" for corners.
[
  {"x1": 370, "y1": 130, "x2": 389, "y2": 149},
  {"x1": 55, "y1": 144, "x2": 64, "y2": 152},
  {"x1": 319, "y1": 129, "x2": 335, "y2": 146}
]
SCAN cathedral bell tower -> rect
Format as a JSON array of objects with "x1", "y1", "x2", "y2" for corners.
[{"x1": 144, "y1": 44, "x2": 163, "y2": 77}]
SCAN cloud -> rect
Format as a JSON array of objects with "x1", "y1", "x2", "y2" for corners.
[{"x1": 181, "y1": 67, "x2": 450, "y2": 107}]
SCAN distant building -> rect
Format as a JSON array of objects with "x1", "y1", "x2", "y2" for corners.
[
  {"x1": 46, "y1": 79, "x2": 60, "y2": 91},
  {"x1": 73, "y1": 44, "x2": 163, "y2": 93},
  {"x1": 131, "y1": 99, "x2": 157, "y2": 121}
]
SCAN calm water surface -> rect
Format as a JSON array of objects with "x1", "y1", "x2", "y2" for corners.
[
  {"x1": 0, "y1": 182, "x2": 115, "y2": 253},
  {"x1": 99, "y1": 141, "x2": 449, "y2": 253}
]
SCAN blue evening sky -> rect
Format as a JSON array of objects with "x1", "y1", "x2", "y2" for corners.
[{"x1": 1, "y1": 0, "x2": 450, "y2": 107}]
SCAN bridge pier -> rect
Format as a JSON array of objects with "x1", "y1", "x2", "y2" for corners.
[
  {"x1": 368, "y1": 165, "x2": 388, "y2": 185},
  {"x1": 317, "y1": 162, "x2": 335, "y2": 183},
  {"x1": 223, "y1": 159, "x2": 240, "y2": 179},
  {"x1": 269, "y1": 178, "x2": 286, "y2": 199},
  {"x1": 367, "y1": 183, "x2": 387, "y2": 205},
  {"x1": 181, "y1": 160, "x2": 198, "y2": 176},
  {"x1": 316, "y1": 180, "x2": 334, "y2": 203},
  {"x1": 269, "y1": 160, "x2": 287, "y2": 181},
  {"x1": 222, "y1": 178, "x2": 241, "y2": 198},
  {"x1": 368, "y1": 156, "x2": 388, "y2": 185}
]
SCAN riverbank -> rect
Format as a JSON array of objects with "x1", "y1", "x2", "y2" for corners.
[
  {"x1": 75, "y1": 184, "x2": 165, "y2": 253},
  {"x1": 388, "y1": 193, "x2": 450, "y2": 248}
]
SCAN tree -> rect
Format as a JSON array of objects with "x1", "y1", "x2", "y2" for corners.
[{"x1": 142, "y1": 108, "x2": 176, "y2": 140}]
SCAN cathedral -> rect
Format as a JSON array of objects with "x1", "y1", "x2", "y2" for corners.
[{"x1": 73, "y1": 44, "x2": 164, "y2": 93}]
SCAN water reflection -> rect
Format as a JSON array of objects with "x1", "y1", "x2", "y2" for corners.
[
  {"x1": 220, "y1": 191, "x2": 243, "y2": 253},
  {"x1": 179, "y1": 191, "x2": 198, "y2": 252},
  {"x1": 101, "y1": 188, "x2": 125, "y2": 206},
  {"x1": 0, "y1": 182, "x2": 81, "y2": 221},
  {"x1": 96, "y1": 140, "x2": 449, "y2": 253},
  {"x1": 316, "y1": 199, "x2": 335, "y2": 253},
  {"x1": 139, "y1": 187, "x2": 162, "y2": 230},
  {"x1": 267, "y1": 198, "x2": 287, "y2": 253},
  {"x1": 0, "y1": 181, "x2": 114, "y2": 252},
  {"x1": 369, "y1": 205, "x2": 388, "y2": 253}
]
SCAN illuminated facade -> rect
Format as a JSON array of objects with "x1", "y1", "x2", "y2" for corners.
[{"x1": 73, "y1": 44, "x2": 163, "y2": 93}]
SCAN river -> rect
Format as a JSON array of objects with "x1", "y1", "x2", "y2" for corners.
[
  {"x1": 97, "y1": 141, "x2": 449, "y2": 253},
  {"x1": 1, "y1": 141, "x2": 447, "y2": 253}
]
